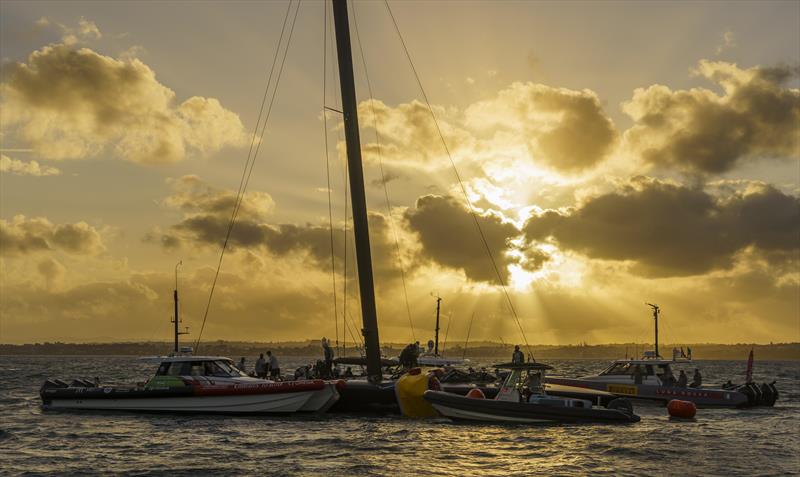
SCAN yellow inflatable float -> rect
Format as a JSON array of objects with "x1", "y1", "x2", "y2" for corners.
[{"x1": 395, "y1": 368, "x2": 442, "y2": 418}]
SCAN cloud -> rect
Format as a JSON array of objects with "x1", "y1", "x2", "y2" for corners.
[
  {"x1": 716, "y1": 30, "x2": 736, "y2": 55},
  {"x1": 524, "y1": 178, "x2": 799, "y2": 276},
  {"x1": 0, "y1": 215, "x2": 105, "y2": 256},
  {"x1": 155, "y1": 176, "x2": 410, "y2": 287},
  {"x1": 622, "y1": 60, "x2": 800, "y2": 174},
  {"x1": 404, "y1": 194, "x2": 526, "y2": 284},
  {"x1": 1, "y1": 43, "x2": 248, "y2": 163},
  {"x1": 37, "y1": 257, "x2": 66, "y2": 290},
  {"x1": 0, "y1": 154, "x2": 61, "y2": 176},
  {"x1": 358, "y1": 99, "x2": 473, "y2": 167},
  {"x1": 35, "y1": 16, "x2": 102, "y2": 46},
  {"x1": 465, "y1": 82, "x2": 618, "y2": 172}
]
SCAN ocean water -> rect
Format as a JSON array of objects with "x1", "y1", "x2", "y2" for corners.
[{"x1": 1, "y1": 356, "x2": 798, "y2": 476}]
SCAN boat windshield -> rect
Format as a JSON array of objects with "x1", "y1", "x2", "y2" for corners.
[
  {"x1": 601, "y1": 363, "x2": 635, "y2": 375},
  {"x1": 155, "y1": 360, "x2": 247, "y2": 378}
]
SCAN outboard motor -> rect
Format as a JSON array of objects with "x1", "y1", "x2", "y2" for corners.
[
  {"x1": 768, "y1": 382, "x2": 779, "y2": 406},
  {"x1": 607, "y1": 398, "x2": 634, "y2": 416}
]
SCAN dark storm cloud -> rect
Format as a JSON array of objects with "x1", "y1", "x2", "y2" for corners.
[
  {"x1": 623, "y1": 61, "x2": 800, "y2": 174},
  {"x1": 404, "y1": 195, "x2": 523, "y2": 284},
  {"x1": 524, "y1": 178, "x2": 800, "y2": 276}
]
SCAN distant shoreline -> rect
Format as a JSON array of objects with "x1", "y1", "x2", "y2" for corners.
[{"x1": 1, "y1": 341, "x2": 798, "y2": 360}]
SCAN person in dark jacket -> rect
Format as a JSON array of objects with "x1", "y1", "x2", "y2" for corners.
[
  {"x1": 690, "y1": 369, "x2": 702, "y2": 388},
  {"x1": 321, "y1": 338, "x2": 334, "y2": 378},
  {"x1": 511, "y1": 345, "x2": 525, "y2": 364},
  {"x1": 677, "y1": 370, "x2": 688, "y2": 387}
]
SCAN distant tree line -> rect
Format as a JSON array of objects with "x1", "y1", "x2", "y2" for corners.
[{"x1": 1, "y1": 340, "x2": 798, "y2": 360}]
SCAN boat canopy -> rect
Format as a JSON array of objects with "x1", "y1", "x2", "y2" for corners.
[
  {"x1": 493, "y1": 362, "x2": 554, "y2": 371},
  {"x1": 138, "y1": 356, "x2": 233, "y2": 364}
]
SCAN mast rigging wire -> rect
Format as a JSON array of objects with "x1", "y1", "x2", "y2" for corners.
[
  {"x1": 383, "y1": 0, "x2": 532, "y2": 357},
  {"x1": 322, "y1": 0, "x2": 341, "y2": 360},
  {"x1": 351, "y1": 1, "x2": 416, "y2": 344},
  {"x1": 194, "y1": 0, "x2": 301, "y2": 351}
]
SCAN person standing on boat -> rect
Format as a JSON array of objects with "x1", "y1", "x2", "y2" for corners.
[
  {"x1": 633, "y1": 364, "x2": 644, "y2": 385},
  {"x1": 237, "y1": 357, "x2": 247, "y2": 373},
  {"x1": 255, "y1": 353, "x2": 267, "y2": 379},
  {"x1": 512, "y1": 345, "x2": 525, "y2": 364},
  {"x1": 267, "y1": 351, "x2": 280, "y2": 380},
  {"x1": 322, "y1": 338, "x2": 334, "y2": 378},
  {"x1": 677, "y1": 370, "x2": 688, "y2": 387},
  {"x1": 691, "y1": 369, "x2": 702, "y2": 388}
]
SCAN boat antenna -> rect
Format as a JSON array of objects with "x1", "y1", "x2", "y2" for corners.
[
  {"x1": 432, "y1": 293, "x2": 442, "y2": 356},
  {"x1": 646, "y1": 302, "x2": 660, "y2": 358},
  {"x1": 442, "y1": 312, "x2": 453, "y2": 354},
  {"x1": 172, "y1": 260, "x2": 189, "y2": 354},
  {"x1": 462, "y1": 311, "x2": 476, "y2": 360},
  {"x1": 332, "y1": 0, "x2": 382, "y2": 382}
]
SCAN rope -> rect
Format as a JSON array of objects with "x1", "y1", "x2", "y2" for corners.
[
  {"x1": 383, "y1": 0, "x2": 532, "y2": 357},
  {"x1": 352, "y1": 1, "x2": 416, "y2": 344},
  {"x1": 194, "y1": 0, "x2": 301, "y2": 352},
  {"x1": 322, "y1": 0, "x2": 340, "y2": 360}
]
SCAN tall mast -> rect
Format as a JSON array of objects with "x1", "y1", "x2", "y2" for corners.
[
  {"x1": 646, "y1": 303, "x2": 660, "y2": 358},
  {"x1": 434, "y1": 295, "x2": 442, "y2": 356},
  {"x1": 332, "y1": 0, "x2": 382, "y2": 381},
  {"x1": 173, "y1": 260, "x2": 182, "y2": 354}
]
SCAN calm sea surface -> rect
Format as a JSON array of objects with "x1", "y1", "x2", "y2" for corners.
[{"x1": 1, "y1": 356, "x2": 798, "y2": 476}]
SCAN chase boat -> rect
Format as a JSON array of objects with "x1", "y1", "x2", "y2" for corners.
[
  {"x1": 40, "y1": 355, "x2": 341, "y2": 414},
  {"x1": 423, "y1": 363, "x2": 640, "y2": 424}
]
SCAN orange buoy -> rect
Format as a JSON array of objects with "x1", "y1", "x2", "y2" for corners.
[
  {"x1": 466, "y1": 388, "x2": 486, "y2": 399},
  {"x1": 667, "y1": 399, "x2": 697, "y2": 418}
]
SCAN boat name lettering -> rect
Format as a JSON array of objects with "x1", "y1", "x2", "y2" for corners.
[{"x1": 607, "y1": 384, "x2": 638, "y2": 396}]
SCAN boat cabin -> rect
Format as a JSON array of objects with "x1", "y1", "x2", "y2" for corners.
[
  {"x1": 593, "y1": 357, "x2": 691, "y2": 386},
  {"x1": 494, "y1": 362, "x2": 552, "y2": 402},
  {"x1": 141, "y1": 356, "x2": 253, "y2": 387}
]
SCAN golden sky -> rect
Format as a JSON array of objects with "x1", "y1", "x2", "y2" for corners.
[{"x1": 1, "y1": 1, "x2": 798, "y2": 345}]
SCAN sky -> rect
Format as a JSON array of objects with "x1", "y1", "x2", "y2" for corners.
[{"x1": 1, "y1": 0, "x2": 798, "y2": 346}]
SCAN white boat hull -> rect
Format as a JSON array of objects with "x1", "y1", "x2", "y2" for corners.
[{"x1": 45, "y1": 391, "x2": 315, "y2": 413}]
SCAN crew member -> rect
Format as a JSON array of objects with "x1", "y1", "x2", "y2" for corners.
[
  {"x1": 322, "y1": 338, "x2": 334, "y2": 378},
  {"x1": 237, "y1": 357, "x2": 247, "y2": 373},
  {"x1": 690, "y1": 369, "x2": 702, "y2": 388},
  {"x1": 512, "y1": 345, "x2": 525, "y2": 364},
  {"x1": 633, "y1": 365, "x2": 644, "y2": 385},
  {"x1": 267, "y1": 350, "x2": 280, "y2": 380},
  {"x1": 677, "y1": 369, "x2": 688, "y2": 387},
  {"x1": 255, "y1": 353, "x2": 267, "y2": 379}
]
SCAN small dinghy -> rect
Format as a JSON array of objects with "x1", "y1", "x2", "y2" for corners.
[{"x1": 424, "y1": 363, "x2": 640, "y2": 424}]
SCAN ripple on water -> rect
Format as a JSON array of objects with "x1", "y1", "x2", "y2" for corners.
[{"x1": 1, "y1": 356, "x2": 799, "y2": 476}]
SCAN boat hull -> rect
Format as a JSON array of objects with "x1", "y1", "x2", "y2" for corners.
[
  {"x1": 423, "y1": 390, "x2": 640, "y2": 424},
  {"x1": 40, "y1": 380, "x2": 337, "y2": 414},
  {"x1": 545, "y1": 377, "x2": 749, "y2": 408},
  {"x1": 329, "y1": 378, "x2": 398, "y2": 413}
]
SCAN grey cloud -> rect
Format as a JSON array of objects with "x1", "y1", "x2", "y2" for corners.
[
  {"x1": 404, "y1": 195, "x2": 524, "y2": 284},
  {"x1": 623, "y1": 60, "x2": 800, "y2": 174},
  {"x1": 524, "y1": 178, "x2": 800, "y2": 276},
  {"x1": 466, "y1": 82, "x2": 618, "y2": 172},
  {"x1": 0, "y1": 215, "x2": 105, "y2": 256}
]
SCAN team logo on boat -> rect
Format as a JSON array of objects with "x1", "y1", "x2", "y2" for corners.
[{"x1": 607, "y1": 384, "x2": 638, "y2": 396}]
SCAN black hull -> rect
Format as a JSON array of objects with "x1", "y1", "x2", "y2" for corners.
[
  {"x1": 424, "y1": 391, "x2": 640, "y2": 424},
  {"x1": 329, "y1": 379, "x2": 398, "y2": 413}
]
